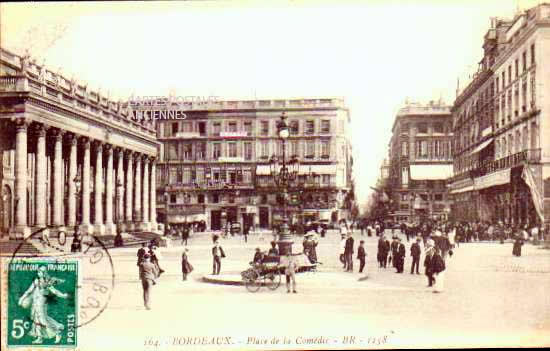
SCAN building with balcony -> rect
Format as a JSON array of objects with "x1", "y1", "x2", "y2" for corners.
[
  {"x1": 449, "y1": 3, "x2": 550, "y2": 226},
  {"x1": 0, "y1": 48, "x2": 159, "y2": 238},
  {"x1": 387, "y1": 101, "x2": 454, "y2": 223},
  {"x1": 154, "y1": 98, "x2": 353, "y2": 230}
]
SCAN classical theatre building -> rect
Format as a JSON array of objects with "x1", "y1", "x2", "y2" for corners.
[{"x1": 0, "y1": 48, "x2": 159, "y2": 238}]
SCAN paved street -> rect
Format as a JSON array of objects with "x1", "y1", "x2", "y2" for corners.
[{"x1": 77, "y1": 230, "x2": 550, "y2": 350}]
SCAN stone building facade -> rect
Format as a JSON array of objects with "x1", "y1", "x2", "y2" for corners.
[
  {"x1": 449, "y1": 4, "x2": 550, "y2": 226},
  {"x1": 0, "y1": 48, "x2": 159, "y2": 238},
  {"x1": 155, "y1": 98, "x2": 353, "y2": 231},
  {"x1": 388, "y1": 102, "x2": 454, "y2": 223}
]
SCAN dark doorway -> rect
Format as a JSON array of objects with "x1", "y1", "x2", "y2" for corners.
[
  {"x1": 259, "y1": 207, "x2": 269, "y2": 229},
  {"x1": 211, "y1": 210, "x2": 221, "y2": 230}
]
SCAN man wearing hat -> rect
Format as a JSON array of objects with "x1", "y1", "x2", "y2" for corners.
[
  {"x1": 410, "y1": 237, "x2": 422, "y2": 274},
  {"x1": 339, "y1": 233, "x2": 347, "y2": 270},
  {"x1": 377, "y1": 235, "x2": 389, "y2": 268},
  {"x1": 390, "y1": 236, "x2": 399, "y2": 269},
  {"x1": 139, "y1": 254, "x2": 159, "y2": 310},
  {"x1": 303, "y1": 233, "x2": 318, "y2": 264},
  {"x1": 357, "y1": 240, "x2": 367, "y2": 274},
  {"x1": 424, "y1": 242, "x2": 435, "y2": 287},
  {"x1": 181, "y1": 248, "x2": 193, "y2": 281},
  {"x1": 253, "y1": 248, "x2": 265, "y2": 265},
  {"x1": 344, "y1": 232, "x2": 355, "y2": 272},
  {"x1": 395, "y1": 237, "x2": 406, "y2": 273}
]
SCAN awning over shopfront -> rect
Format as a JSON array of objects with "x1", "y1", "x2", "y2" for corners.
[
  {"x1": 409, "y1": 164, "x2": 453, "y2": 180},
  {"x1": 474, "y1": 168, "x2": 510, "y2": 190},
  {"x1": 256, "y1": 164, "x2": 336, "y2": 176},
  {"x1": 469, "y1": 138, "x2": 494, "y2": 156},
  {"x1": 450, "y1": 185, "x2": 475, "y2": 194},
  {"x1": 168, "y1": 213, "x2": 207, "y2": 223}
]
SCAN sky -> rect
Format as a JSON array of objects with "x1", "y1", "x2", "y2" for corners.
[{"x1": 0, "y1": 0, "x2": 544, "y2": 208}]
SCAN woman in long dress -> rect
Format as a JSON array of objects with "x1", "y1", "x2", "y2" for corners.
[
  {"x1": 431, "y1": 248, "x2": 446, "y2": 293},
  {"x1": 18, "y1": 266, "x2": 69, "y2": 344}
]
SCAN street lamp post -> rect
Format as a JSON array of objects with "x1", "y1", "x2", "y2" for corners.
[
  {"x1": 73, "y1": 174, "x2": 82, "y2": 225},
  {"x1": 164, "y1": 191, "x2": 169, "y2": 236},
  {"x1": 270, "y1": 112, "x2": 299, "y2": 255}
]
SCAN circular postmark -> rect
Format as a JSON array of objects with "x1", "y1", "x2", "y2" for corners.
[{"x1": 8, "y1": 228, "x2": 115, "y2": 332}]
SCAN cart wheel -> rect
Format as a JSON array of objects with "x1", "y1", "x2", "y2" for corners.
[
  {"x1": 245, "y1": 270, "x2": 261, "y2": 293},
  {"x1": 265, "y1": 272, "x2": 281, "y2": 290}
]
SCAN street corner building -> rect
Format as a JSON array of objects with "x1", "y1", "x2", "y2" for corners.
[
  {"x1": 155, "y1": 98, "x2": 353, "y2": 231},
  {"x1": 449, "y1": 4, "x2": 550, "y2": 227},
  {"x1": 385, "y1": 101, "x2": 454, "y2": 223},
  {"x1": 0, "y1": 47, "x2": 160, "y2": 239}
]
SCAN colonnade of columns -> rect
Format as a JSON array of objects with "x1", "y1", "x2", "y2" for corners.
[{"x1": 11, "y1": 117, "x2": 157, "y2": 238}]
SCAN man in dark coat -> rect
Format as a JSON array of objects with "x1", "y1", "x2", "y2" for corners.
[
  {"x1": 182, "y1": 224, "x2": 190, "y2": 246},
  {"x1": 395, "y1": 238, "x2": 406, "y2": 273},
  {"x1": 424, "y1": 245, "x2": 435, "y2": 287},
  {"x1": 181, "y1": 248, "x2": 193, "y2": 281},
  {"x1": 390, "y1": 237, "x2": 399, "y2": 269},
  {"x1": 137, "y1": 242, "x2": 148, "y2": 266},
  {"x1": 212, "y1": 240, "x2": 225, "y2": 275},
  {"x1": 377, "y1": 236, "x2": 386, "y2": 268},
  {"x1": 410, "y1": 238, "x2": 421, "y2": 274},
  {"x1": 344, "y1": 233, "x2": 354, "y2": 272},
  {"x1": 357, "y1": 240, "x2": 366, "y2": 273}
]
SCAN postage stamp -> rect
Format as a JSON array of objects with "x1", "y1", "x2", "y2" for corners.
[{"x1": 6, "y1": 260, "x2": 78, "y2": 348}]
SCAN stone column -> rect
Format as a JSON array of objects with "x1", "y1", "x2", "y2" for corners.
[
  {"x1": 104, "y1": 145, "x2": 115, "y2": 234},
  {"x1": 116, "y1": 148, "x2": 124, "y2": 226},
  {"x1": 125, "y1": 150, "x2": 134, "y2": 230},
  {"x1": 134, "y1": 154, "x2": 142, "y2": 225},
  {"x1": 94, "y1": 141, "x2": 105, "y2": 235},
  {"x1": 141, "y1": 156, "x2": 150, "y2": 230},
  {"x1": 12, "y1": 118, "x2": 30, "y2": 238},
  {"x1": 80, "y1": 137, "x2": 93, "y2": 234},
  {"x1": 150, "y1": 159, "x2": 157, "y2": 231},
  {"x1": 67, "y1": 134, "x2": 77, "y2": 228},
  {"x1": 35, "y1": 124, "x2": 47, "y2": 231},
  {"x1": 52, "y1": 129, "x2": 65, "y2": 227}
]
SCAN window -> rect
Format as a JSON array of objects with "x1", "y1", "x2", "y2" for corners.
[
  {"x1": 321, "y1": 140, "x2": 330, "y2": 158},
  {"x1": 515, "y1": 59, "x2": 519, "y2": 78},
  {"x1": 170, "y1": 194, "x2": 177, "y2": 203},
  {"x1": 261, "y1": 140, "x2": 269, "y2": 158},
  {"x1": 523, "y1": 126, "x2": 528, "y2": 149},
  {"x1": 166, "y1": 142, "x2": 178, "y2": 160},
  {"x1": 495, "y1": 77, "x2": 499, "y2": 93},
  {"x1": 417, "y1": 123, "x2": 428, "y2": 133},
  {"x1": 198, "y1": 122, "x2": 206, "y2": 136},
  {"x1": 433, "y1": 123, "x2": 443, "y2": 133},
  {"x1": 212, "y1": 143, "x2": 221, "y2": 160},
  {"x1": 227, "y1": 121, "x2": 237, "y2": 132},
  {"x1": 522, "y1": 51, "x2": 527, "y2": 72},
  {"x1": 172, "y1": 122, "x2": 179, "y2": 135},
  {"x1": 260, "y1": 121, "x2": 269, "y2": 136},
  {"x1": 183, "y1": 143, "x2": 192, "y2": 160},
  {"x1": 401, "y1": 141, "x2": 408, "y2": 156},
  {"x1": 244, "y1": 122, "x2": 252, "y2": 135},
  {"x1": 502, "y1": 71, "x2": 505, "y2": 89},
  {"x1": 530, "y1": 74, "x2": 536, "y2": 108},
  {"x1": 290, "y1": 120, "x2": 299, "y2": 135},
  {"x1": 322, "y1": 174, "x2": 331, "y2": 185},
  {"x1": 212, "y1": 194, "x2": 219, "y2": 204},
  {"x1": 434, "y1": 194, "x2": 443, "y2": 201},
  {"x1": 243, "y1": 170, "x2": 252, "y2": 184},
  {"x1": 531, "y1": 43, "x2": 535, "y2": 66},
  {"x1": 213, "y1": 122, "x2": 221, "y2": 135},
  {"x1": 401, "y1": 167, "x2": 408, "y2": 185},
  {"x1": 401, "y1": 123, "x2": 409, "y2": 134},
  {"x1": 321, "y1": 120, "x2": 330, "y2": 133},
  {"x1": 244, "y1": 142, "x2": 253, "y2": 160},
  {"x1": 198, "y1": 194, "x2": 205, "y2": 204},
  {"x1": 495, "y1": 140, "x2": 500, "y2": 159},
  {"x1": 182, "y1": 121, "x2": 192, "y2": 133},
  {"x1": 416, "y1": 140, "x2": 428, "y2": 158},
  {"x1": 197, "y1": 142, "x2": 206, "y2": 160},
  {"x1": 306, "y1": 140, "x2": 315, "y2": 158},
  {"x1": 228, "y1": 142, "x2": 237, "y2": 157},
  {"x1": 305, "y1": 120, "x2": 315, "y2": 135},
  {"x1": 290, "y1": 140, "x2": 298, "y2": 156},
  {"x1": 169, "y1": 166, "x2": 178, "y2": 183},
  {"x1": 401, "y1": 193, "x2": 408, "y2": 201},
  {"x1": 508, "y1": 65, "x2": 512, "y2": 83}
]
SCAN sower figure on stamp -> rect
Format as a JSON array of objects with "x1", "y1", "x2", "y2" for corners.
[
  {"x1": 139, "y1": 254, "x2": 159, "y2": 310},
  {"x1": 18, "y1": 266, "x2": 69, "y2": 344}
]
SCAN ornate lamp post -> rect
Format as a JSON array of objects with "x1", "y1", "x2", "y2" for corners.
[
  {"x1": 164, "y1": 191, "x2": 169, "y2": 236},
  {"x1": 73, "y1": 174, "x2": 82, "y2": 224},
  {"x1": 115, "y1": 179, "x2": 123, "y2": 227},
  {"x1": 269, "y1": 112, "x2": 300, "y2": 255}
]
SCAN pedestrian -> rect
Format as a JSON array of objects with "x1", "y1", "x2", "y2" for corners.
[
  {"x1": 268, "y1": 241, "x2": 279, "y2": 256},
  {"x1": 424, "y1": 240, "x2": 435, "y2": 287},
  {"x1": 243, "y1": 224, "x2": 249, "y2": 243},
  {"x1": 150, "y1": 245, "x2": 165, "y2": 275},
  {"x1": 181, "y1": 248, "x2": 194, "y2": 281},
  {"x1": 283, "y1": 252, "x2": 298, "y2": 293},
  {"x1": 344, "y1": 232, "x2": 354, "y2": 272},
  {"x1": 303, "y1": 233, "x2": 319, "y2": 264},
  {"x1": 71, "y1": 229, "x2": 82, "y2": 253},
  {"x1": 431, "y1": 248, "x2": 446, "y2": 293},
  {"x1": 114, "y1": 230, "x2": 124, "y2": 248},
  {"x1": 357, "y1": 240, "x2": 366, "y2": 274},
  {"x1": 395, "y1": 237, "x2": 406, "y2": 273},
  {"x1": 390, "y1": 236, "x2": 399, "y2": 269},
  {"x1": 139, "y1": 254, "x2": 159, "y2": 310},
  {"x1": 512, "y1": 235, "x2": 524, "y2": 257},
  {"x1": 137, "y1": 242, "x2": 148, "y2": 266},
  {"x1": 339, "y1": 233, "x2": 347, "y2": 269},
  {"x1": 182, "y1": 224, "x2": 189, "y2": 246},
  {"x1": 410, "y1": 237, "x2": 421, "y2": 274},
  {"x1": 211, "y1": 240, "x2": 226, "y2": 275},
  {"x1": 377, "y1": 235, "x2": 388, "y2": 268}
]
